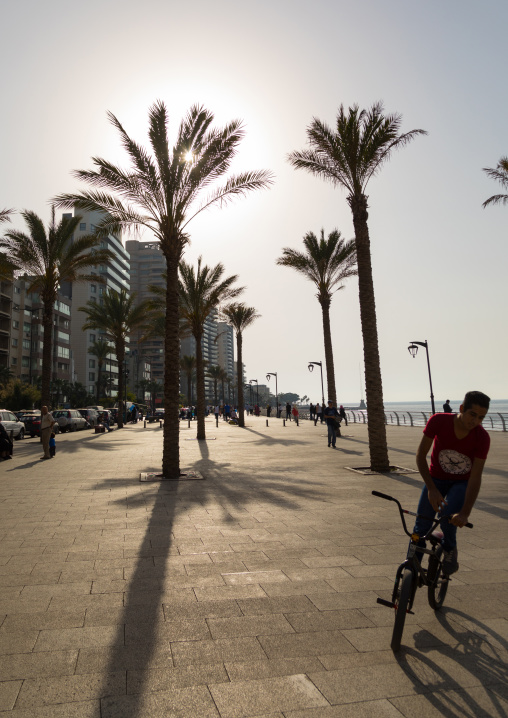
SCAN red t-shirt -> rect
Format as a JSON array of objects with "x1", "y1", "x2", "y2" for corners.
[{"x1": 424, "y1": 413, "x2": 490, "y2": 481}]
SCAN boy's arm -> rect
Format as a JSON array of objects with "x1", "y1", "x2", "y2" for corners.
[
  {"x1": 416, "y1": 435, "x2": 446, "y2": 512},
  {"x1": 450, "y1": 457, "x2": 485, "y2": 527}
]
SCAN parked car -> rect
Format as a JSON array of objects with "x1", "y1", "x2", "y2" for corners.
[
  {"x1": 77, "y1": 408, "x2": 99, "y2": 427},
  {"x1": 0, "y1": 410, "x2": 26, "y2": 440},
  {"x1": 52, "y1": 409, "x2": 88, "y2": 433}
]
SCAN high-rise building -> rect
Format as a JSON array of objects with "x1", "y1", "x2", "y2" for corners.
[
  {"x1": 0, "y1": 279, "x2": 12, "y2": 371},
  {"x1": 125, "y1": 239, "x2": 166, "y2": 389},
  {"x1": 61, "y1": 210, "x2": 130, "y2": 396},
  {"x1": 180, "y1": 309, "x2": 219, "y2": 401},
  {"x1": 216, "y1": 321, "x2": 234, "y2": 380}
]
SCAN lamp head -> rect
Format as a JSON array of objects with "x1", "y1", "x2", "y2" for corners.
[
  {"x1": 408, "y1": 344, "x2": 418, "y2": 358},
  {"x1": 308, "y1": 364, "x2": 314, "y2": 373}
]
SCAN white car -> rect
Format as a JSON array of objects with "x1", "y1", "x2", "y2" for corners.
[
  {"x1": 52, "y1": 409, "x2": 88, "y2": 433},
  {"x1": 0, "y1": 410, "x2": 25, "y2": 440}
]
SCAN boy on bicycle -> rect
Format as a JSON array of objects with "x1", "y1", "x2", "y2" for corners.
[{"x1": 413, "y1": 390, "x2": 491, "y2": 575}]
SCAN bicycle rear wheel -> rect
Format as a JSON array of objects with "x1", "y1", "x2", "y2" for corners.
[
  {"x1": 391, "y1": 568, "x2": 413, "y2": 652},
  {"x1": 428, "y1": 549, "x2": 449, "y2": 610}
]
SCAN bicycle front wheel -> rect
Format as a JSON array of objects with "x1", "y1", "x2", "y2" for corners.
[
  {"x1": 428, "y1": 551, "x2": 449, "y2": 610},
  {"x1": 391, "y1": 568, "x2": 413, "y2": 652}
]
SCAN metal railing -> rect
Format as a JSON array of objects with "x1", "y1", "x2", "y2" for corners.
[{"x1": 298, "y1": 410, "x2": 507, "y2": 432}]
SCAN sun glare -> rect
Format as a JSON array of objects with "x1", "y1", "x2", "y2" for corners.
[{"x1": 184, "y1": 151, "x2": 194, "y2": 162}]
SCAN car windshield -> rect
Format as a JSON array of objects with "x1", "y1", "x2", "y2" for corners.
[{"x1": 53, "y1": 411, "x2": 68, "y2": 418}]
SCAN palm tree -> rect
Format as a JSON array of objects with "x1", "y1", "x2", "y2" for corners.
[
  {"x1": 54, "y1": 101, "x2": 273, "y2": 478},
  {"x1": 483, "y1": 156, "x2": 508, "y2": 208},
  {"x1": 0, "y1": 210, "x2": 13, "y2": 224},
  {"x1": 88, "y1": 338, "x2": 112, "y2": 402},
  {"x1": 0, "y1": 366, "x2": 13, "y2": 388},
  {"x1": 0, "y1": 208, "x2": 113, "y2": 408},
  {"x1": 277, "y1": 229, "x2": 357, "y2": 406},
  {"x1": 179, "y1": 257, "x2": 242, "y2": 440},
  {"x1": 180, "y1": 355, "x2": 197, "y2": 405},
  {"x1": 206, "y1": 364, "x2": 223, "y2": 405},
  {"x1": 79, "y1": 288, "x2": 150, "y2": 428},
  {"x1": 288, "y1": 103, "x2": 426, "y2": 471},
  {"x1": 222, "y1": 303, "x2": 260, "y2": 428}
]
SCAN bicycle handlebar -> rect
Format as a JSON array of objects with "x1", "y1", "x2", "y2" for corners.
[{"x1": 371, "y1": 490, "x2": 473, "y2": 532}]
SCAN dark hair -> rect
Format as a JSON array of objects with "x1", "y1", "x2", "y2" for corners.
[{"x1": 463, "y1": 391, "x2": 490, "y2": 411}]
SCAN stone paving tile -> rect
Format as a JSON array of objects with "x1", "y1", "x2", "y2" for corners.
[
  {"x1": 221, "y1": 570, "x2": 290, "y2": 586},
  {"x1": 126, "y1": 662, "x2": 228, "y2": 694},
  {"x1": 163, "y1": 599, "x2": 242, "y2": 621},
  {"x1": 309, "y1": 663, "x2": 426, "y2": 705},
  {"x1": 0, "y1": 630, "x2": 39, "y2": 654},
  {"x1": 325, "y1": 576, "x2": 394, "y2": 593},
  {"x1": 207, "y1": 614, "x2": 295, "y2": 639},
  {"x1": 258, "y1": 580, "x2": 338, "y2": 597},
  {"x1": 308, "y1": 591, "x2": 381, "y2": 611},
  {"x1": 75, "y1": 646, "x2": 174, "y2": 675},
  {"x1": 389, "y1": 684, "x2": 508, "y2": 718},
  {"x1": 209, "y1": 674, "x2": 329, "y2": 718},
  {"x1": 100, "y1": 684, "x2": 218, "y2": 718},
  {"x1": 0, "y1": 598, "x2": 52, "y2": 614},
  {"x1": 285, "y1": 609, "x2": 375, "y2": 632},
  {"x1": 0, "y1": 680, "x2": 22, "y2": 711},
  {"x1": 285, "y1": 700, "x2": 405, "y2": 718},
  {"x1": 224, "y1": 657, "x2": 325, "y2": 682},
  {"x1": 0, "y1": 650, "x2": 78, "y2": 680},
  {"x1": 33, "y1": 626, "x2": 123, "y2": 652},
  {"x1": 15, "y1": 672, "x2": 126, "y2": 710},
  {"x1": 258, "y1": 630, "x2": 357, "y2": 658},
  {"x1": 0, "y1": 699, "x2": 102, "y2": 717},
  {"x1": 84, "y1": 605, "x2": 165, "y2": 627},
  {"x1": 194, "y1": 585, "x2": 269, "y2": 601},
  {"x1": 1, "y1": 611, "x2": 86, "y2": 633},
  {"x1": 20, "y1": 582, "x2": 93, "y2": 600},
  {"x1": 125, "y1": 618, "x2": 211, "y2": 643},
  {"x1": 237, "y1": 596, "x2": 319, "y2": 616},
  {"x1": 171, "y1": 636, "x2": 268, "y2": 666},
  {"x1": 48, "y1": 593, "x2": 124, "y2": 611}
]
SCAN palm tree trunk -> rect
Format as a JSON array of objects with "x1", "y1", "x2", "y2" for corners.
[
  {"x1": 162, "y1": 255, "x2": 181, "y2": 477},
  {"x1": 116, "y1": 342, "x2": 125, "y2": 429},
  {"x1": 187, "y1": 374, "x2": 192, "y2": 405},
  {"x1": 214, "y1": 379, "x2": 218, "y2": 405},
  {"x1": 41, "y1": 298, "x2": 54, "y2": 409},
  {"x1": 237, "y1": 332, "x2": 245, "y2": 427},
  {"x1": 97, "y1": 361, "x2": 102, "y2": 403},
  {"x1": 350, "y1": 194, "x2": 390, "y2": 472},
  {"x1": 320, "y1": 299, "x2": 337, "y2": 406},
  {"x1": 194, "y1": 331, "x2": 206, "y2": 440}
]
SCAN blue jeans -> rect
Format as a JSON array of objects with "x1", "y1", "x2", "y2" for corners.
[
  {"x1": 413, "y1": 478, "x2": 468, "y2": 551},
  {"x1": 327, "y1": 423, "x2": 336, "y2": 446}
]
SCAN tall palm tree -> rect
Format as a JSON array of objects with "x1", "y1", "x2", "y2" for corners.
[
  {"x1": 277, "y1": 229, "x2": 357, "y2": 406},
  {"x1": 483, "y1": 156, "x2": 508, "y2": 208},
  {"x1": 179, "y1": 257, "x2": 242, "y2": 439},
  {"x1": 0, "y1": 210, "x2": 13, "y2": 224},
  {"x1": 206, "y1": 364, "x2": 223, "y2": 404},
  {"x1": 288, "y1": 103, "x2": 426, "y2": 471},
  {"x1": 88, "y1": 338, "x2": 112, "y2": 402},
  {"x1": 180, "y1": 355, "x2": 197, "y2": 405},
  {"x1": 0, "y1": 208, "x2": 113, "y2": 408},
  {"x1": 222, "y1": 303, "x2": 260, "y2": 428},
  {"x1": 79, "y1": 288, "x2": 150, "y2": 428},
  {"x1": 54, "y1": 101, "x2": 273, "y2": 479}
]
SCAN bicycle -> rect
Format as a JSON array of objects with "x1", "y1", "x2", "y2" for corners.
[{"x1": 372, "y1": 490, "x2": 472, "y2": 652}]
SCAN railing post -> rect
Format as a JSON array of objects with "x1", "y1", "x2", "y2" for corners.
[
  {"x1": 499, "y1": 413, "x2": 506, "y2": 432},
  {"x1": 409, "y1": 412, "x2": 414, "y2": 427},
  {"x1": 394, "y1": 412, "x2": 400, "y2": 426}
]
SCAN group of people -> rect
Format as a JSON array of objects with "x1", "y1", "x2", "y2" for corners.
[{"x1": 309, "y1": 402, "x2": 348, "y2": 426}]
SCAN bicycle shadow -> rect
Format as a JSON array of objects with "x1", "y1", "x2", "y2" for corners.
[{"x1": 394, "y1": 606, "x2": 508, "y2": 717}]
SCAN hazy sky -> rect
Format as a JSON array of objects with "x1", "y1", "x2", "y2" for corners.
[{"x1": 2, "y1": 0, "x2": 506, "y2": 405}]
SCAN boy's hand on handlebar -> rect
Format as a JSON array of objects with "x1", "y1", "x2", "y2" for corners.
[
  {"x1": 428, "y1": 487, "x2": 447, "y2": 513},
  {"x1": 450, "y1": 512, "x2": 469, "y2": 528}
]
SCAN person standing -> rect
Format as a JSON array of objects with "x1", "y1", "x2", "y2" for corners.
[
  {"x1": 443, "y1": 400, "x2": 453, "y2": 413},
  {"x1": 291, "y1": 405, "x2": 299, "y2": 424},
  {"x1": 285, "y1": 402, "x2": 291, "y2": 421},
  {"x1": 323, "y1": 400, "x2": 340, "y2": 448},
  {"x1": 309, "y1": 403, "x2": 315, "y2": 421},
  {"x1": 266, "y1": 404, "x2": 271, "y2": 418},
  {"x1": 49, "y1": 432, "x2": 56, "y2": 458},
  {"x1": 315, "y1": 402, "x2": 323, "y2": 425},
  {"x1": 339, "y1": 405, "x2": 348, "y2": 426},
  {"x1": 40, "y1": 406, "x2": 55, "y2": 460}
]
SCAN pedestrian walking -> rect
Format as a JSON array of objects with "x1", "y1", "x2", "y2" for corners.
[
  {"x1": 286, "y1": 402, "x2": 291, "y2": 420},
  {"x1": 323, "y1": 400, "x2": 340, "y2": 448},
  {"x1": 309, "y1": 403, "x2": 315, "y2": 421},
  {"x1": 40, "y1": 406, "x2": 55, "y2": 460},
  {"x1": 266, "y1": 404, "x2": 271, "y2": 418},
  {"x1": 291, "y1": 405, "x2": 299, "y2": 423},
  {"x1": 315, "y1": 402, "x2": 323, "y2": 425}
]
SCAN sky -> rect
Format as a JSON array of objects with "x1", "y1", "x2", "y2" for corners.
[{"x1": 1, "y1": 0, "x2": 506, "y2": 405}]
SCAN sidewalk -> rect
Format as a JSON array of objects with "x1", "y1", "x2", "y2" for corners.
[{"x1": 0, "y1": 417, "x2": 507, "y2": 717}]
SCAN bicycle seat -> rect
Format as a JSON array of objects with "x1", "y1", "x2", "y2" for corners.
[{"x1": 429, "y1": 529, "x2": 444, "y2": 545}]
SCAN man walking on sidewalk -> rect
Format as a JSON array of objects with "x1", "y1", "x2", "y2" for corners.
[{"x1": 40, "y1": 406, "x2": 55, "y2": 460}]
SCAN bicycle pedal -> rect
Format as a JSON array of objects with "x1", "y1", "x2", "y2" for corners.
[{"x1": 376, "y1": 597, "x2": 396, "y2": 609}]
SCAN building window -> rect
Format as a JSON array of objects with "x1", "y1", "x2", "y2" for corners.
[
  {"x1": 11, "y1": 357, "x2": 17, "y2": 365},
  {"x1": 14, "y1": 286, "x2": 21, "y2": 294},
  {"x1": 90, "y1": 284, "x2": 96, "y2": 293},
  {"x1": 89, "y1": 372, "x2": 95, "y2": 381},
  {"x1": 57, "y1": 346, "x2": 70, "y2": 358},
  {"x1": 12, "y1": 320, "x2": 19, "y2": 329},
  {"x1": 89, "y1": 359, "x2": 95, "y2": 368},
  {"x1": 11, "y1": 338, "x2": 18, "y2": 347},
  {"x1": 89, "y1": 334, "x2": 96, "y2": 342},
  {"x1": 80, "y1": 223, "x2": 86, "y2": 231},
  {"x1": 22, "y1": 339, "x2": 30, "y2": 350},
  {"x1": 21, "y1": 356, "x2": 30, "y2": 368},
  {"x1": 23, "y1": 322, "x2": 31, "y2": 332}
]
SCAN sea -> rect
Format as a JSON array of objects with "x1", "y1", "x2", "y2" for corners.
[{"x1": 382, "y1": 399, "x2": 508, "y2": 414}]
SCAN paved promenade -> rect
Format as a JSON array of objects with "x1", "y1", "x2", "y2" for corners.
[{"x1": 0, "y1": 416, "x2": 507, "y2": 717}]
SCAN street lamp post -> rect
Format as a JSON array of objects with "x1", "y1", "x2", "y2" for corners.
[
  {"x1": 245, "y1": 383, "x2": 253, "y2": 404},
  {"x1": 408, "y1": 340, "x2": 435, "y2": 415},
  {"x1": 250, "y1": 379, "x2": 259, "y2": 405},
  {"x1": 266, "y1": 372, "x2": 278, "y2": 418},
  {"x1": 308, "y1": 361, "x2": 325, "y2": 409}
]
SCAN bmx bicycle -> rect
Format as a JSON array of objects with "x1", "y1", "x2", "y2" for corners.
[{"x1": 372, "y1": 490, "x2": 472, "y2": 652}]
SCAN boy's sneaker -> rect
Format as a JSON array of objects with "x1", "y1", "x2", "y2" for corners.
[{"x1": 442, "y1": 547, "x2": 459, "y2": 575}]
